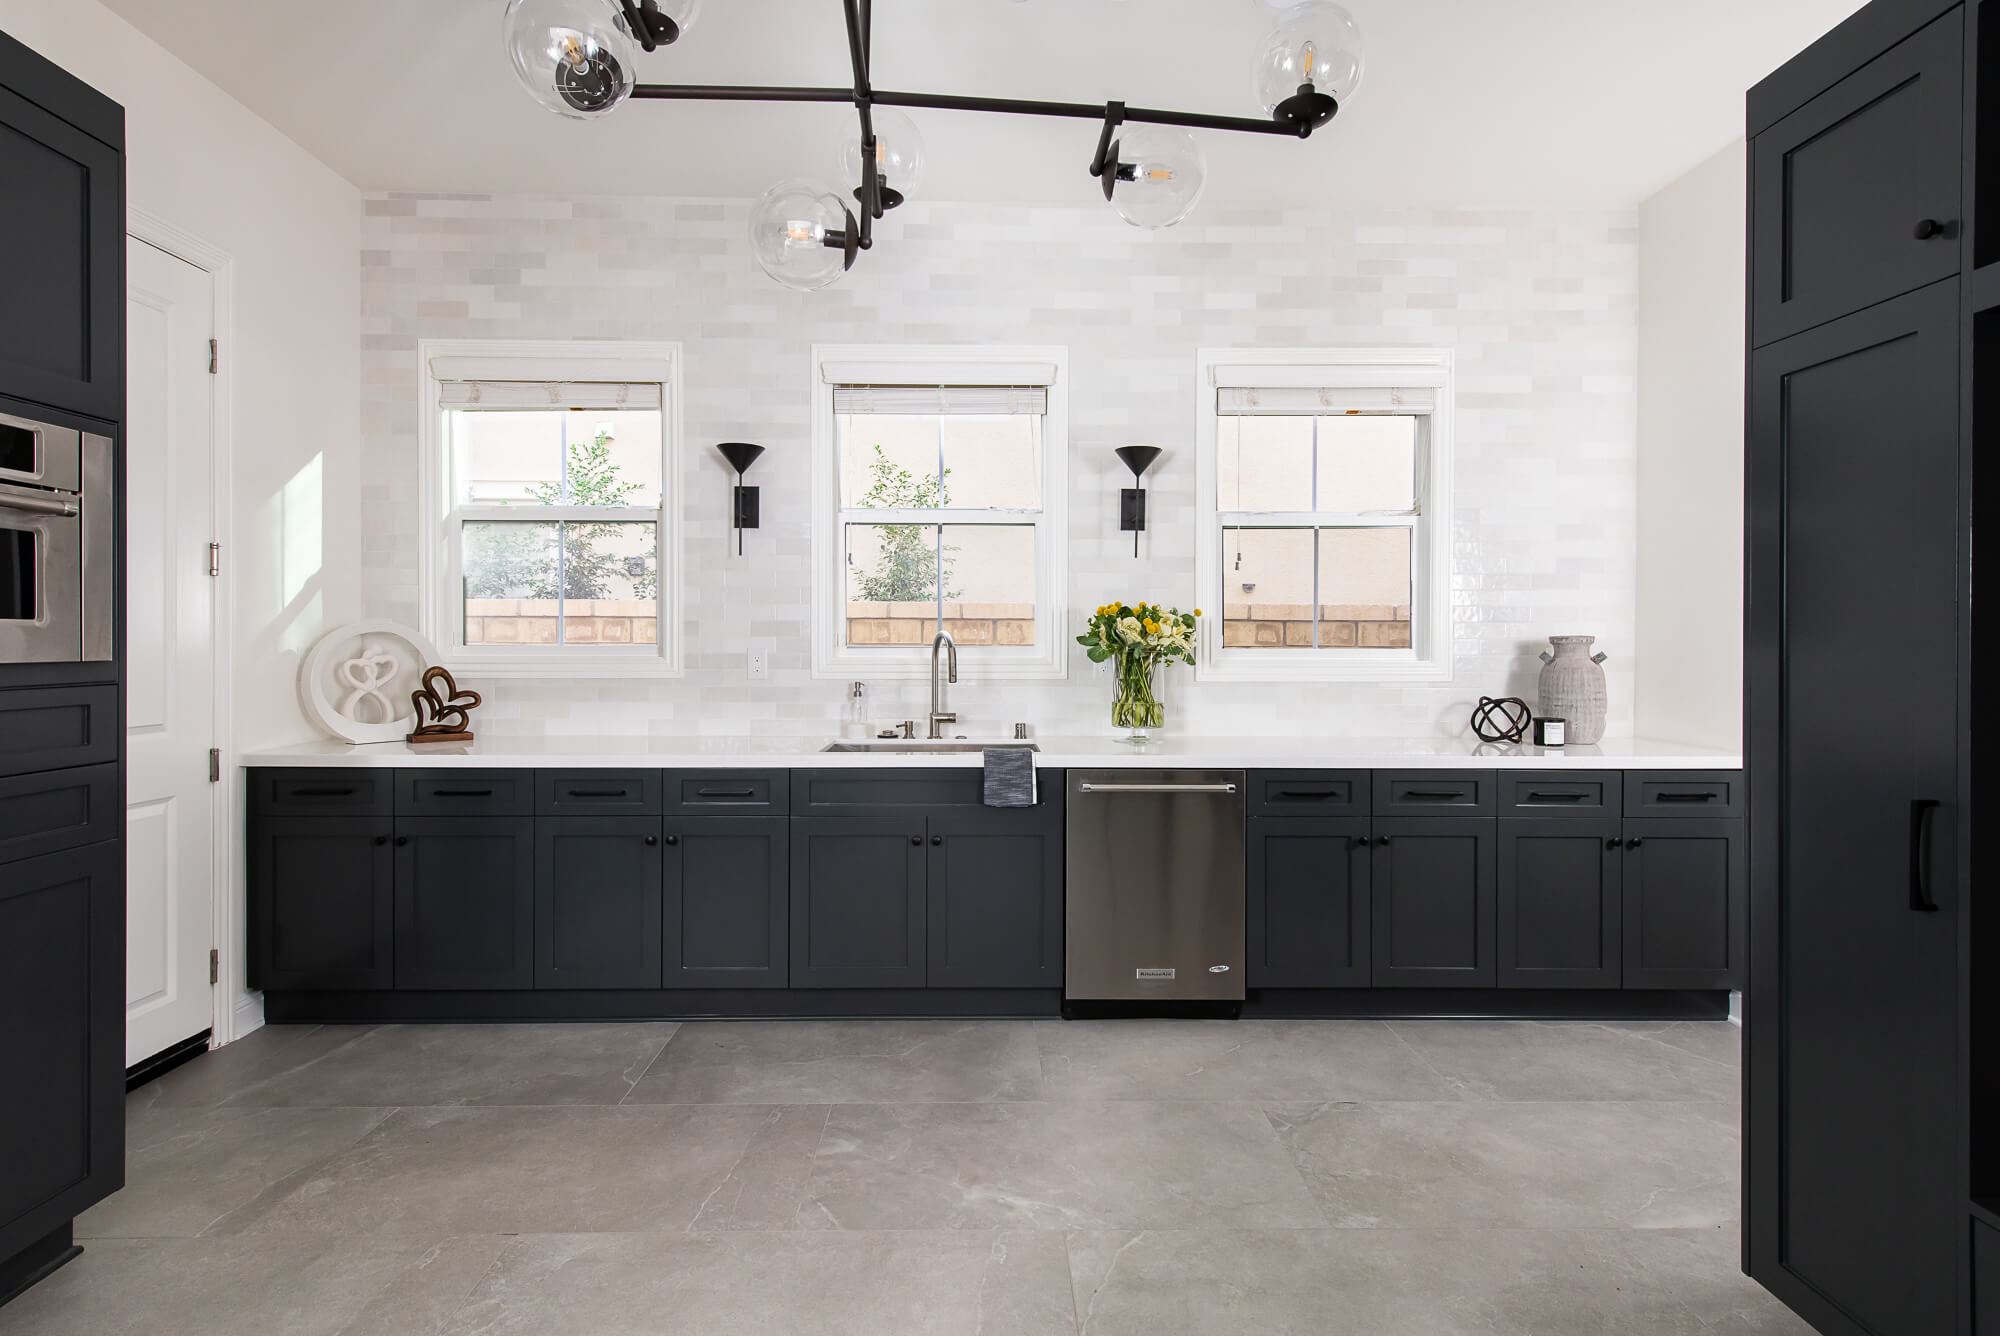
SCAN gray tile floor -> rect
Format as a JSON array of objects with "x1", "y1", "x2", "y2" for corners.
[{"x1": 0, "y1": 1018, "x2": 1812, "y2": 1335}]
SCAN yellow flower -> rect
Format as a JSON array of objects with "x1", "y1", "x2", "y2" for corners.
[
  {"x1": 1144, "y1": 618, "x2": 1158, "y2": 634},
  {"x1": 1192, "y1": 609, "x2": 1203, "y2": 617}
]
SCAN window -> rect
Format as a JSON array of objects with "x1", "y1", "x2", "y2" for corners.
[
  {"x1": 1195, "y1": 348, "x2": 1453, "y2": 682},
  {"x1": 812, "y1": 346, "x2": 1069, "y2": 678},
  {"x1": 418, "y1": 341, "x2": 681, "y2": 676}
]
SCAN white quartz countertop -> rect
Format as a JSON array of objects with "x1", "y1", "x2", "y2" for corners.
[{"x1": 241, "y1": 734, "x2": 1740, "y2": 770}]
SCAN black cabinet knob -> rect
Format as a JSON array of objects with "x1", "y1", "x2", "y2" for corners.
[
  {"x1": 393, "y1": 836, "x2": 409, "y2": 847},
  {"x1": 644, "y1": 835, "x2": 659, "y2": 847},
  {"x1": 1626, "y1": 837, "x2": 1643, "y2": 850},
  {"x1": 1914, "y1": 218, "x2": 1948, "y2": 240},
  {"x1": 1376, "y1": 835, "x2": 1391, "y2": 846},
  {"x1": 931, "y1": 835, "x2": 944, "y2": 846},
  {"x1": 910, "y1": 835, "x2": 923, "y2": 846},
  {"x1": 374, "y1": 835, "x2": 389, "y2": 846},
  {"x1": 1349, "y1": 835, "x2": 1369, "y2": 850},
  {"x1": 1606, "y1": 837, "x2": 1621, "y2": 850},
  {"x1": 663, "y1": 835, "x2": 679, "y2": 846}
]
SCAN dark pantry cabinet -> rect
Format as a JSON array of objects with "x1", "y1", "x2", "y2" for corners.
[{"x1": 1745, "y1": 2, "x2": 1987, "y2": 1333}]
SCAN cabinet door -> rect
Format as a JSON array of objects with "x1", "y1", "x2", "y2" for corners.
[
  {"x1": 393, "y1": 818, "x2": 535, "y2": 990},
  {"x1": 1620, "y1": 820, "x2": 1742, "y2": 990},
  {"x1": 790, "y1": 816, "x2": 926, "y2": 988},
  {"x1": 249, "y1": 816, "x2": 394, "y2": 991},
  {"x1": 0, "y1": 841, "x2": 121, "y2": 1264},
  {"x1": 1750, "y1": 11, "x2": 1961, "y2": 346},
  {"x1": 0, "y1": 59, "x2": 123, "y2": 423},
  {"x1": 1370, "y1": 817, "x2": 1495, "y2": 988},
  {"x1": 1246, "y1": 817, "x2": 1370, "y2": 988},
  {"x1": 927, "y1": 808, "x2": 1062, "y2": 989},
  {"x1": 1497, "y1": 818, "x2": 1622, "y2": 989},
  {"x1": 1745, "y1": 283, "x2": 1960, "y2": 1334},
  {"x1": 535, "y1": 816, "x2": 662, "y2": 990},
  {"x1": 665, "y1": 817, "x2": 788, "y2": 989}
]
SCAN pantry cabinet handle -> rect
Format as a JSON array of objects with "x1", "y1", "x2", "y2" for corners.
[{"x1": 1910, "y1": 799, "x2": 1940, "y2": 912}]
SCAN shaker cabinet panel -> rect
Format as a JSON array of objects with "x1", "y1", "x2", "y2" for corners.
[
  {"x1": 926, "y1": 808, "x2": 1063, "y2": 989},
  {"x1": 1751, "y1": 11, "x2": 1962, "y2": 345},
  {"x1": 536, "y1": 816, "x2": 662, "y2": 990},
  {"x1": 1621, "y1": 820, "x2": 1743, "y2": 990},
  {"x1": 665, "y1": 817, "x2": 789, "y2": 988},
  {"x1": 789, "y1": 817, "x2": 927, "y2": 988},
  {"x1": 1370, "y1": 817, "x2": 1495, "y2": 987},
  {"x1": 1246, "y1": 817, "x2": 1371, "y2": 988},
  {"x1": 1497, "y1": 818, "x2": 1622, "y2": 988},
  {"x1": 248, "y1": 816, "x2": 394, "y2": 991},
  {"x1": 393, "y1": 818, "x2": 535, "y2": 990}
]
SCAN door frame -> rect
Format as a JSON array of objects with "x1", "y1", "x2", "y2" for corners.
[{"x1": 126, "y1": 208, "x2": 241, "y2": 1045}]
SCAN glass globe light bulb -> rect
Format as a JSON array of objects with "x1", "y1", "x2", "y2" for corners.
[
  {"x1": 749, "y1": 180, "x2": 855, "y2": 291},
  {"x1": 1106, "y1": 125, "x2": 1206, "y2": 230},
  {"x1": 1253, "y1": 1, "x2": 1364, "y2": 120},
  {"x1": 503, "y1": 0, "x2": 638, "y2": 118},
  {"x1": 838, "y1": 107, "x2": 926, "y2": 206}
]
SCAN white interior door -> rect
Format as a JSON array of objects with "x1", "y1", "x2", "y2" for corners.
[{"x1": 124, "y1": 236, "x2": 217, "y2": 1067}]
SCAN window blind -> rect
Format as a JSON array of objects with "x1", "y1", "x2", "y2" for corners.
[
  {"x1": 831, "y1": 385, "x2": 1049, "y2": 416},
  {"x1": 1215, "y1": 386, "x2": 1435, "y2": 416},
  {"x1": 438, "y1": 381, "x2": 664, "y2": 411}
]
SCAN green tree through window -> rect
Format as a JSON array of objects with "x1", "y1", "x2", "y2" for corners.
[
  {"x1": 852, "y1": 443, "x2": 960, "y2": 604},
  {"x1": 464, "y1": 427, "x2": 656, "y2": 602}
]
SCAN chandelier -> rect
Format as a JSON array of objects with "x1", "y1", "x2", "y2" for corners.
[{"x1": 503, "y1": 0, "x2": 1364, "y2": 290}]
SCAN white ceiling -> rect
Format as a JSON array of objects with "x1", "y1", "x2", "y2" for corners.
[{"x1": 102, "y1": 0, "x2": 1867, "y2": 208}]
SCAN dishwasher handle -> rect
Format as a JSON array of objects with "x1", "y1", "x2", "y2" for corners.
[{"x1": 1077, "y1": 781, "x2": 1239, "y2": 795}]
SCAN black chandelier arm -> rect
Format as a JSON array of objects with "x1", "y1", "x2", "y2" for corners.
[
  {"x1": 1089, "y1": 101, "x2": 1127, "y2": 180},
  {"x1": 628, "y1": 84, "x2": 1323, "y2": 138}
]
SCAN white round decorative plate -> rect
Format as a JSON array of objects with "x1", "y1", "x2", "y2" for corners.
[{"x1": 298, "y1": 621, "x2": 442, "y2": 744}]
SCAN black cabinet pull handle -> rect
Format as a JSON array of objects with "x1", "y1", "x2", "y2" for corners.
[
  {"x1": 432, "y1": 788, "x2": 494, "y2": 798},
  {"x1": 1277, "y1": 789, "x2": 1336, "y2": 799},
  {"x1": 1909, "y1": 799, "x2": 1940, "y2": 912},
  {"x1": 566, "y1": 789, "x2": 629, "y2": 799},
  {"x1": 394, "y1": 836, "x2": 409, "y2": 847},
  {"x1": 644, "y1": 835, "x2": 659, "y2": 847},
  {"x1": 1402, "y1": 790, "x2": 1462, "y2": 801},
  {"x1": 1527, "y1": 791, "x2": 1588, "y2": 802},
  {"x1": 290, "y1": 786, "x2": 357, "y2": 798},
  {"x1": 697, "y1": 788, "x2": 757, "y2": 798},
  {"x1": 1914, "y1": 218, "x2": 1947, "y2": 240},
  {"x1": 1655, "y1": 792, "x2": 1714, "y2": 804},
  {"x1": 374, "y1": 835, "x2": 390, "y2": 846}
]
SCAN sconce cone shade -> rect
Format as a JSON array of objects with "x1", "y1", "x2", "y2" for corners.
[
  {"x1": 1115, "y1": 445, "x2": 1163, "y2": 480},
  {"x1": 717, "y1": 441, "x2": 766, "y2": 475}
]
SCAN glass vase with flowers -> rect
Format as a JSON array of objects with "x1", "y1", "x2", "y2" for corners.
[{"x1": 1078, "y1": 601, "x2": 1200, "y2": 742}]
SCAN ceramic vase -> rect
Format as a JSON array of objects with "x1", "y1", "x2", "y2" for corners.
[{"x1": 1537, "y1": 635, "x2": 1609, "y2": 744}]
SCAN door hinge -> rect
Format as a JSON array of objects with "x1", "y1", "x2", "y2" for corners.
[
  {"x1": 208, "y1": 542, "x2": 221, "y2": 577},
  {"x1": 208, "y1": 747, "x2": 221, "y2": 783},
  {"x1": 209, "y1": 948, "x2": 220, "y2": 986},
  {"x1": 208, "y1": 338, "x2": 218, "y2": 375}
]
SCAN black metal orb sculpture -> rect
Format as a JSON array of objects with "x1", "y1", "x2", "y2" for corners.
[{"x1": 1470, "y1": 695, "x2": 1532, "y2": 744}]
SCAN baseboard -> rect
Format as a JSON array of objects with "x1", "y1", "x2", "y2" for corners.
[
  {"x1": 229, "y1": 990, "x2": 265, "y2": 1044},
  {"x1": 125, "y1": 1030, "x2": 212, "y2": 1091},
  {"x1": 0, "y1": 1225, "x2": 79, "y2": 1310}
]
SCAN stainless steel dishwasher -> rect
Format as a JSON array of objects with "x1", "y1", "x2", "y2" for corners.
[{"x1": 1065, "y1": 769, "x2": 1247, "y2": 1001}]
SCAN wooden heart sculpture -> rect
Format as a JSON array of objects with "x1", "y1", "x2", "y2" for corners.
[{"x1": 407, "y1": 666, "x2": 482, "y2": 744}]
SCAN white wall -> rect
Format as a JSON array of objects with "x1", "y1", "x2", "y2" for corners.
[
  {"x1": 0, "y1": 0, "x2": 362, "y2": 752},
  {"x1": 1636, "y1": 143, "x2": 1746, "y2": 750},
  {"x1": 361, "y1": 196, "x2": 1641, "y2": 740}
]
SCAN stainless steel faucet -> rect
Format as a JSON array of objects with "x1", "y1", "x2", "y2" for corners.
[{"x1": 928, "y1": 631, "x2": 958, "y2": 739}]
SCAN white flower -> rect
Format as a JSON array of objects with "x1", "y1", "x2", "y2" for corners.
[{"x1": 1116, "y1": 616, "x2": 1144, "y2": 644}]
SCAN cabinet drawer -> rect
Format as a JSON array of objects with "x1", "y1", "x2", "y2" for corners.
[
  {"x1": 537, "y1": 770, "x2": 663, "y2": 815},
  {"x1": 251, "y1": 769, "x2": 393, "y2": 817},
  {"x1": 395, "y1": 770, "x2": 534, "y2": 817},
  {"x1": 668, "y1": 770, "x2": 789, "y2": 815},
  {"x1": 0, "y1": 763, "x2": 117, "y2": 863},
  {"x1": 1499, "y1": 771, "x2": 1620, "y2": 818},
  {"x1": 0, "y1": 684, "x2": 118, "y2": 779},
  {"x1": 1247, "y1": 770, "x2": 1369, "y2": 817},
  {"x1": 1374, "y1": 771, "x2": 1495, "y2": 816},
  {"x1": 792, "y1": 767, "x2": 989, "y2": 812},
  {"x1": 1624, "y1": 771, "x2": 1742, "y2": 818}
]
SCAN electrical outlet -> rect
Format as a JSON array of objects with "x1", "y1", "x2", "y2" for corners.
[{"x1": 747, "y1": 649, "x2": 769, "y2": 681}]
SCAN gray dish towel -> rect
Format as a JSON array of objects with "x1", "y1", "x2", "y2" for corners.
[{"x1": 982, "y1": 748, "x2": 1037, "y2": 807}]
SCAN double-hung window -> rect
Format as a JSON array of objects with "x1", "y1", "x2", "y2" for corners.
[
  {"x1": 419, "y1": 340, "x2": 682, "y2": 676},
  {"x1": 1195, "y1": 348, "x2": 1453, "y2": 682},
  {"x1": 811, "y1": 345, "x2": 1069, "y2": 679}
]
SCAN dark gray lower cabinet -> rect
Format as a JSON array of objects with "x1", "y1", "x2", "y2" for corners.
[
  {"x1": 926, "y1": 808, "x2": 1062, "y2": 988},
  {"x1": 536, "y1": 817, "x2": 662, "y2": 989},
  {"x1": 1371, "y1": 817, "x2": 1495, "y2": 987},
  {"x1": 790, "y1": 816, "x2": 927, "y2": 987},
  {"x1": 1497, "y1": 818, "x2": 1622, "y2": 988},
  {"x1": 394, "y1": 818, "x2": 535, "y2": 990},
  {"x1": 666, "y1": 817, "x2": 789, "y2": 988},
  {"x1": 1622, "y1": 818, "x2": 1744, "y2": 990},
  {"x1": 249, "y1": 815, "x2": 394, "y2": 991},
  {"x1": 1246, "y1": 817, "x2": 1370, "y2": 987}
]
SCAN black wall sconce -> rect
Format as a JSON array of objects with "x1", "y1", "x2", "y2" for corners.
[
  {"x1": 1115, "y1": 445, "x2": 1162, "y2": 558},
  {"x1": 717, "y1": 442, "x2": 765, "y2": 555}
]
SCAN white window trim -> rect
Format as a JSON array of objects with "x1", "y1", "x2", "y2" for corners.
[
  {"x1": 1193, "y1": 346, "x2": 1455, "y2": 684},
  {"x1": 416, "y1": 338, "x2": 685, "y2": 679},
  {"x1": 811, "y1": 343, "x2": 1070, "y2": 681}
]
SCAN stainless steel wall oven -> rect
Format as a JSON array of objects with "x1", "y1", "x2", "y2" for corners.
[{"x1": 0, "y1": 410, "x2": 113, "y2": 663}]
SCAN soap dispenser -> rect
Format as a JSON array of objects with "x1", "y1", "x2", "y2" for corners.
[{"x1": 842, "y1": 681, "x2": 869, "y2": 739}]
